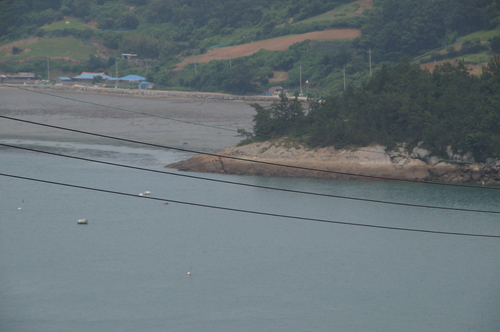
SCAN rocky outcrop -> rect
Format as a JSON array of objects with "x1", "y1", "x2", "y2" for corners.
[{"x1": 166, "y1": 140, "x2": 500, "y2": 184}]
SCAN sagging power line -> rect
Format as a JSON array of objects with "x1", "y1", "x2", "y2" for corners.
[
  {"x1": 1, "y1": 83, "x2": 492, "y2": 167},
  {"x1": 3, "y1": 143, "x2": 498, "y2": 214},
  {"x1": 1, "y1": 114, "x2": 498, "y2": 190},
  {"x1": 1, "y1": 172, "x2": 499, "y2": 239}
]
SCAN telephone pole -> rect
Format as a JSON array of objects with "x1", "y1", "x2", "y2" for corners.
[
  {"x1": 299, "y1": 64, "x2": 302, "y2": 95},
  {"x1": 47, "y1": 57, "x2": 50, "y2": 82},
  {"x1": 115, "y1": 58, "x2": 118, "y2": 88},
  {"x1": 342, "y1": 65, "x2": 346, "y2": 91},
  {"x1": 368, "y1": 47, "x2": 373, "y2": 76}
]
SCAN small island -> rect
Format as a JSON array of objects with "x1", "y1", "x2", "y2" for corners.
[{"x1": 168, "y1": 58, "x2": 500, "y2": 184}]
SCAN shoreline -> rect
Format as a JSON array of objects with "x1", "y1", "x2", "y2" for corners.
[
  {"x1": 0, "y1": 84, "x2": 286, "y2": 103},
  {"x1": 166, "y1": 140, "x2": 500, "y2": 184},
  {"x1": 3, "y1": 85, "x2": 499, "y2": 184},
  {"x1": 0, "y1": 86, "x2": 258, "y2": 152}
]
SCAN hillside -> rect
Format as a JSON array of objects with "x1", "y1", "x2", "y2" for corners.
[
  {"x1": 175, "y1": 29, "x2": 361, "y2": 70},
  {"x1": 0, "y1": 0, "x2": 499, "y2": 95}
]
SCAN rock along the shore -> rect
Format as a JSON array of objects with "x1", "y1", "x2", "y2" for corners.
[{"x1": 166, "y1": 141, "x2": 500, "y2": 184}]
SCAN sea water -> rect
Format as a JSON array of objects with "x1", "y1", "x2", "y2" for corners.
[{"x1": 1, "y1": 141, "x2": 499, "y2": 332}]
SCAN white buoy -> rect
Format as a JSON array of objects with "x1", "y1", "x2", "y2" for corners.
[
  {"x1": 17, "y1": 207, "x2": 21, "y2": 210},
  {"x1": 139, "y1": 193, "x2": 144, "y2": 196},
  {"x1": 187, "y1": 271, "x2": 191, "y2": 275},
  {"x1": 77, "y1": 219, "x2": 88, "y2": 225},
  {"x1": 144, "y1": 191, "x2": 151, "y2": 195}
]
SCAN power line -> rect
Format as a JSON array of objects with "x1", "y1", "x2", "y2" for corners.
[
  {"x1": 1, "y1": 114, "x2": 499, "y2": 190},
  {"x1": 2, "y1": 83, "x2": 491, "y2": 167},
  {"x1": 3, "y1": 143, "x2": 498, "y2": 214},
  {"x1": 2, "y1": 172, "x2": 499, "y2": 239},
  {"x1": 0, "y1": 83, "x2": 238, "y2": 133}
]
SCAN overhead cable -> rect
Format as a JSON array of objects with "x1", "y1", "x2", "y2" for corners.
[
  {"x1": 1, "y1": 83, "x2": 490, "y2": 167},
  {"x1": 1, "y1": 114, "x2": 498, "y2": 190},
  {"x1": 0, "y1": 83, "x2": 237, "y2": 133},
  {"x1": 3, "y1": 143, "x2": 498, "y2": 214},
  {"x1": 1, "y1": 172, "x2": 499, "y2": 239}
]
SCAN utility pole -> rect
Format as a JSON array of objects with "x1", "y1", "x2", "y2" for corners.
[
  {"x1": 342, "y1": 65, "x2": 346, "y2": 91},
  {"x1": 368, "y1": 47, "x2": 373, "y2": 76},
  {"x1": 299, "y1": 64, "x2": 302, "y2": 95},
  {"x1": 115, "y1": 58, "x2": 118, "y2": 88},
  {"x1": 194, "y1": 57, "x2": 197, "y2": 75},
  {"x1": 46, "y1": 57, "x2": 50, "y2": 82}
]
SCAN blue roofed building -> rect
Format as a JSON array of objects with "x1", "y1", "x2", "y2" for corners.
[
  {"x1": 56, "y1": 77, "x2": 73, "y2": 85},
  {"x1": 71, "y1": 72, "x2": 148, "y2": 88},
  {"x1": 119, "y1": 75, "x2": 146, "y2": 82},
  {"x1": 72, "y1": 72, "x2": 115, "y2": 84}
]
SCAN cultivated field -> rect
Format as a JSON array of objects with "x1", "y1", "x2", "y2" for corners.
[{"x1": 175, "y1": 29, "x2": 361, "y2": 70}]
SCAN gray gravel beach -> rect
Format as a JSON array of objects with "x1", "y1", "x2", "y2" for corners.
[{"x1": 0, "y1": 86, "x2": 258, "y2": 152}]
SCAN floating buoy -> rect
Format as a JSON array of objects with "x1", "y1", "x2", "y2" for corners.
[
  {"x1": 187, "y1": 271, "x2": 191, "y2": 275},
  {"x1": 163, "y1": 202, "x2": 169, "y2": 205},
  {"x1": 77, "y1": 219, "x2": 88, "y2": 225},
  {"x1": 143, "y1": 191, "x2": 151, "y2": 195},
  {"x1": 17, "y1": 207, "x2": 21, "y2": 210},
  {"x1": 139, "y1": 193, "x2": 144, "y2": 196}
]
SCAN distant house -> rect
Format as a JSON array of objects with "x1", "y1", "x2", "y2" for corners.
[
  {"x1": 138, "y1": 82, "x2": 154, "y2": 90},
  {"x1": 119, "y1": 75, "x2": 145, "y2": 82},
  {"x1": 121, "y1": 54, "x2": 138, "y2": 59},
  {"x1": 0, "y1": 72, "x2": 38, "y2": 84},
  {"x1": 71, "y1": 72, "x2": 146, "y2": 87},
  {"x1": 56, "y1": 77, "x2": 73, "y2": 85},
  {"x1": 72, "y1": 72, "x2": 114, "y2": 84}
]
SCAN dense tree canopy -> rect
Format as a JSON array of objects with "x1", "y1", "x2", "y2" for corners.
[
  {"x1": 250, "y1": 57, "x2": 500, "y2": 162},
  {"x1": 358, "y1": 0, "x2": 498, "y2": 61}
]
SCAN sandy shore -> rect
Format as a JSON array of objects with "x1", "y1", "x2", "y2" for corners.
[
  {"x1": 0, "y1": 85, "x2": 260, "y2": 153},
  {"x1": 3, "y1": 85, "x2": 499, "y2": 184}
]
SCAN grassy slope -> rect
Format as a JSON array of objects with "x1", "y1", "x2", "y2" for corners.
[
  {"x1": 3, "y1": 37, "x2": 98, "y2": 61},
  {"x1": 418, "y1": 27, "x2": 500, "y2": 73},
  {"x1": 1, "y1": 0, "x2": 498, "y2": 83},
  {"x1": 42, "y1": 18, "x2": 94, "y2": 31}
]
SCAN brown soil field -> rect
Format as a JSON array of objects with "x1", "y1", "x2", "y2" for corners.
[{"x1": 174, "y1": 29, "x2": 361, "y2": 70}]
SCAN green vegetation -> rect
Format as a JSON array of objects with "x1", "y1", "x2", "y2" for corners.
[
  {"x1": 247, "y1": 56, "x2": 500, "y2": 162},
  {"x1": 42, "y1": 18, "x2": 92, "y2": 31},
  {"x1": 6, "y1": 37, "x2": 97, "y2": 61},
  {"x1": 292, "y1": 3, "x2": 360, "y2": 25},
  {"x1": 1, "y1": 0, "x2": 500, "y2": 95},
  {"x1": 1, "y1": 0, "x2": 500, "y2": 159}
]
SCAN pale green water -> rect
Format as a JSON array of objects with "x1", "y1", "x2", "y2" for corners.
[{"x1": 1, "y1": 141, "x2": 499, "y2": 332}]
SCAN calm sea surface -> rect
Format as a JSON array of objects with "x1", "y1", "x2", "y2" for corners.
[{"x1": 1, "y1": 91, "x2": 500, "y2": 331}]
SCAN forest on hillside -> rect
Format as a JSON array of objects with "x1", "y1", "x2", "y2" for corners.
[
  {"x1": 1, "y1": 0, "x2": 500, "y2": 94},
  {"x1": 245, "y1": 56, "x2": 500, "y2": 163}
]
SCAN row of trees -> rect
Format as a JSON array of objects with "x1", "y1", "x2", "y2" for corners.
[{"x1": 246, "y1": 56, "x2": 500, "y2": 162}]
